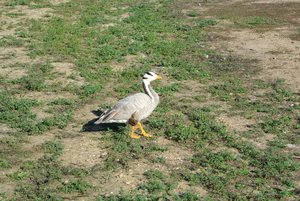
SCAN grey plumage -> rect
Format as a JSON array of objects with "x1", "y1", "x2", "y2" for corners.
[{"x1": 94, "y1": 72, "x2": 162, "y2": 138}]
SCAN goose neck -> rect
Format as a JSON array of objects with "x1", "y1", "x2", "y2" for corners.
[{"x1": 143, "y1": 80, "x2": 156, "y2": 101}]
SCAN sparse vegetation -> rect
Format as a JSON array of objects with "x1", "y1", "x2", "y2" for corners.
[{"x1": 0, "y1": 0, "x2": 299, "y2": 200}]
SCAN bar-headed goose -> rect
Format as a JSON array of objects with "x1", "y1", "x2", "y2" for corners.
[{"x1": 94, "y1": 72, "x2": 162, "y2": 138}]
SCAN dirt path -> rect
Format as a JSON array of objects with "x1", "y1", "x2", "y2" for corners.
[
  {"x1": 208, "y1": 27, "x2": 300, "y2": 92},
  {"x1": 195, "y1": 0, "x2": 300, "y2": 137}
]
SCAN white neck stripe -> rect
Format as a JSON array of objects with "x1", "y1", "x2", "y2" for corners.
[{"x1": 143, "y1": 80, "x2": 154, "y2": 102}]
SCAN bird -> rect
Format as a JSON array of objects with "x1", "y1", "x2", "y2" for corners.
[{"x1": 94, "y1": 72, "x2": 162, "y2": 139}]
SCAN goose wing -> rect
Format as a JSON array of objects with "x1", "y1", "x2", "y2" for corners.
[{"x1": 95, "y1": 93, "x2": 151, "y2": 124}]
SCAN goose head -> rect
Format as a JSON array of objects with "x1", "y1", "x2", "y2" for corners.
[{"x1": 142, "y1": 72, "x2": 162, "y2": 82}]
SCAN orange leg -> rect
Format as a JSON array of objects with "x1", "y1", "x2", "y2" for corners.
[
  {"x1": 130, "y1": 126, "x2": 141, "y2": 139},
  {"x1": 137, "y1": 122, "x2": 152, "y2": 138}
]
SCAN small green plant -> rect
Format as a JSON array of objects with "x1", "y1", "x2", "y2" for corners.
[
  {"x1": 156, "y1": 83, "x2": 181, "y2": 96},
  {"x1": 268, "y1": 138, "x2": 287, "y2": 148},
  {"x1": 140, "y1": 180, "x2": 166, "y2": 194},
  {"x1": 186, "y1": 12, "x2": 198, "y2": 17},
  {"x1": 145, "y1": 144, "x2": 169, "y2": 152},
  {"x1": 144, "y1": 170, "x2": 165, "y2": 179},
  {"x1": 48, "y1": 98, "x2": 76, "y2": 106},
  {"x1": 60, "y1": 179, "x2": 93, "y2": 194},
  {"x1": 172, "y1": 191, "x2": 201, "y2": 201},
  {"x1": 198, "y1": 18, "x2": 218, "y2": 28},
  {"x1": 12, "y1": 74, "x2": 46, "y2": 91},
  {"x1": 114, "y1": 141, "x2": 128, "y2": 152},
  {"x1": 152, "y1": 156, "x2": 166, "y2": 163},
  {"x1": 41, "y1": 139, "x2": 64, "y2": 155},
  {"x1": 183, "y1": 172, "x2": 228, "y2": 193},
  {"x1": 233, "y1": 16, "x2": 282, "y2": 28},
  {"x1": 191, "y1": 149, "x2": 235, "y2": 169},
  {"x1": 261, "y1": 115, "x2": 293, "y2": 133},
  {"x1": 0, "y1": 35, "x2": 24, "y2": 46},
  {"x1": 7, "y1": 171, "x2": 30, "y2": 180},
  {"x1": 0, "y1": 159, "x2": 11, "y2": 168},
  {"x1": 5, "y1": 0, "x2": 30, "y2": 6},
  {"x1": 250, "y1": 148, "x2": 299, "y2": 180},
  {"x1": 79, "y1": 83, "x2": 104, "y2": 97},
  {"x1": 71, "y1": 169, "x2": 91, "y2": 177}
]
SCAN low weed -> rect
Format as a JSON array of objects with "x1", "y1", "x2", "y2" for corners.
[
  {"x1": 12, "y1": 74, "x2": 46, "y2": 91},
  {"x1": 140, "y1": 180, "x2": 167, "y2": 194},
  {"x1": 48, "y1": 98, "x2": 76, "y2": 106},
  {"x1": 251, "y1": 148, "x2": 299, "y2": 180},
  {"x1": 198, "y1": 18, "x2": 219, "y2": 28},
  {"x1": 79, "y1": 83, "x2": 104, "y2": 98},
  {"x1": 0, "y1": 159, "x2": 11, "y2": 168},
  {"x1": 260, "y1": 115, "x2": 293, "y2": 134},
  {"x1": 12, "y1": 112, "x2": 73, "y2": 134},
  {"x1": 10, "y1": 62, "x2": 54, "y2": 91},
  {"x1": 41, "y1": 139, "x2": 64, "y2": 156},
  {"x1": 191, "y1": 149, "x2": 235, "y2": 169},
  {"x1": 156, "y1": 83, "x2": 181, "y2": 96},
  {"x1": 71, "y1": 168, "x2": 91, "y2": 177},
  {"x1": 144, "y1": 170, "x2": 166, "y2": 179},
  {"x1": 0, "y1": 35, "x2": 24, "y2": 46},
  {"x1": 152, "y1": 156, "x2": 166, "y2": 163},
  {"x1": 5, "y1": 0, "x2": 30, "y2": 6},
  {"x1": 96, "y1": 189, "x2": 201, "y2": 201},
  {"x1": 234, "y1": 16, "x2": 282, "y2": 28},
  {"x1": 59, "y1": 179, "x2": 93, "y2": 194},
  {"x1": 101, "y1": 139, "x2": 169, "y2": 171},
  {"x1": 7, "y1": 172, "x2": 30, "y2": 180}
]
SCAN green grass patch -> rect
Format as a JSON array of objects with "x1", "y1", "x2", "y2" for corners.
[{"x1": 59, "y1": 179, "x2": 94, "y2": 194}]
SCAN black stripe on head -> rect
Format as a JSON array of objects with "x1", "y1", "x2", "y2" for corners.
[
  {"x1": 142, "y1": 76, "x2": 147, "y2": 79},
  {"x1": 146, "y1": 72, "x2": 153, "y2": 76}
]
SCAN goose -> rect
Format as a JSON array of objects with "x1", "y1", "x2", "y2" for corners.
[{"x1": 94, "y1": 72, "x2": 162, "y2": 139}]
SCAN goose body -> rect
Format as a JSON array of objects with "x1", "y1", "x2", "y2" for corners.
[{"x1": 94, "y1": 72, "x2": 162, "y2": 138}]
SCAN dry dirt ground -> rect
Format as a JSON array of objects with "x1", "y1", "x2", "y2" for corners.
[
  {"x1": 201, "y1": 0, "x2": 300, "y2": 139},
  {"x1": 1, "y1": 0, "x2": 300, "y2": 199}
]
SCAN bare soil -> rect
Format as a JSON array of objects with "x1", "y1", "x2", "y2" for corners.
[{"x1": 1, "y1": 0, "x2": 300, "y2": 199}]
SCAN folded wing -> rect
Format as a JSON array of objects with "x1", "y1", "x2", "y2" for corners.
[{"x1": 94, "y1": 93, "x2": 151, "y2": 124}]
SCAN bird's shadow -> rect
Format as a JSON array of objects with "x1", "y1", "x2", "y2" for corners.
[{"x1": 82, "y1": 110, "x2": 126, "y2": 132}]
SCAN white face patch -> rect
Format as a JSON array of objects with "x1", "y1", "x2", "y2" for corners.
[{"x1": 143, "y1": 72, "x2": 157, "y2": 81}]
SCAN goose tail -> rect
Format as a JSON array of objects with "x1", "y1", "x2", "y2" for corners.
[{"x1": 94, "y1": 109, "x2": 117, "y2": 124}]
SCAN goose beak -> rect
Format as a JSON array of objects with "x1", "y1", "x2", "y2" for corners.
[{"x1": 156, "y1": 75, "x2": 162, "y2": 80}]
